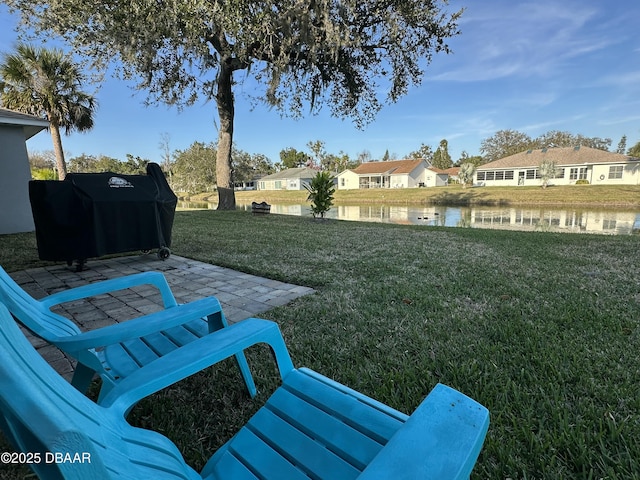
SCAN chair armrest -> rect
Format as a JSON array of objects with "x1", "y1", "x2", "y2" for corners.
[
  {"x1": 358, "y1": 384, "x2": 489, "y2": 480},
  {"x1": 53, "y1": 296, "x2": 223, "y2": 353},
  {"x1": 101, "y1": 318, "x2": 294, "y2": 416},
  {"x1": 39, "y1": 271, "x2": 178, "y2": 309}
]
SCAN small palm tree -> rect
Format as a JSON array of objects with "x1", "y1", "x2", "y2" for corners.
[
  {"x1": 0, "y1": 44, "x2": 96, "y2": 180},
  {"x1": 458, "y1": 162, "x2": 476, "y2": 188},
  {"x1": 539, "y1": 159, "x2": 557, "y2": 189},
  {"x1": 304, "y1": 171, "x2": 335, "y2": 219}
]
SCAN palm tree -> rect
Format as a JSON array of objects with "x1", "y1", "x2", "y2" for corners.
[
  {"x1": 0, "y1": 43, "x2": 96, "y2": 180},
  {"x1": 458, "y1": 162, "x2": 476, "y2": 188}
]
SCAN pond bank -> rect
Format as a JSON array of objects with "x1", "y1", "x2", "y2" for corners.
[{"x1": 193, "y1": 184, "x2": 640, "y2": 209}]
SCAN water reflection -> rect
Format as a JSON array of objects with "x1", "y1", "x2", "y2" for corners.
[{"x1": 178, "y1": 201, "x2": 640, "y2": 235}]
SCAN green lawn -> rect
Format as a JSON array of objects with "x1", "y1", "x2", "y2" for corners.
[{"x1": 1, "y1": 210, "x2": 639, "y2": 478}]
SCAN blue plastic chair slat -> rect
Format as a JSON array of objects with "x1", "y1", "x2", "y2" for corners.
[
  {"x1": 120, "y1": 337, "x2": 164, "y2": 366},
  {"x1": 200, "y1": 450, "x2": 259, "y2": 480},
  {"x1": 265, "y1": 387, "x2": 383, "y2": 469},
  {"x1": 224, "y1": 428, "x2": 312, "y2": 480},
  {"x1": 163, "y1": 320, "x2": 208, "y2": 345},
  {"x1": 99, "y1": 343, "x2": 140, "y2": 380},
  {"x1": 281, "y1": 369, "x2": 405, "y2": 444},
  {"x1": 247, "y1": 407, "x2": 362, "y2": 479},
  {"x1": 100, "y1": 321, "x2": 213, "y2": 380},
  {"x1": 131, "y1": 332, "x2": 178, "y2": 360}
]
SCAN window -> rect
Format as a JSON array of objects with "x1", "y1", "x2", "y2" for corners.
[
  {"x1": 340, "y1": 178, "x2": 346, "y2": 186},
  {"x1": 505, "y1": 171, "x2": 514, "y2": 180},
  {"x1": 525, "y1": 169, "x2": 539, "y2": 179},
  {"x1": 477, "y1": 172, "x2": 485, "y2": 181},
  {"x1": 486, "y1": 171, "x2": 495, "y2": 181},
  {"x1": 495, "y1": 171, "x2": 504, "y2": 180},
  {"x1": 608, "y1": 165, "x2": 623, "y2": 179},
  {"x1": 570, "y1": 167, "x2": 588, "y2": 180},
  {"x1": 554, "y1": 168, "x2": 565, "y2": 178}
]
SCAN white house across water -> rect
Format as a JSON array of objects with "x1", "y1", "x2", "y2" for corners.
[
  {"x1": 336, "y1": 159, "x2": 447, "y2": 189},
  {"x1": 475, "y1": 146, "x2": 640, "y2": 187},
  {"x1": 257, "y1": 167, "x2": 319, "y2": 191}
]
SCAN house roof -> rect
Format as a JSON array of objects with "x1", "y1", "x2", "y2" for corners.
[
  {"x1": 260, "y1": 167, "x2": 319, "y2": 181},
  {"x1": 478, "y1": 146, "x2": 638, "y2": 170},
  {"x1": 352, "y1": 159, "x2": 426, "y2": 175},
  {"x1": 0, "y1": 108, "x2": 49, "y2": 140}
]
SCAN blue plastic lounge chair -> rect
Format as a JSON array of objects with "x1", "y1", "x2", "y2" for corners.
[
  {"x1": 0, "y1": 302, "x2": 489, "y2": 479},
  {"x1": 0, "y1": 266, "x2": 256, "y2": 411}
]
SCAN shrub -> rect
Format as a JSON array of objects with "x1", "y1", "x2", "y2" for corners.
[
  {"x1": 31, "y1": 168, "x2": 58, "y2": 180},
  {"x1": 304, "y1": 171, "x2": 335, "y2": 218},
  {"x1": 458, "y1": 162, "x2": 476, "y2": 188},
  {"x1": 575, "y1": 179, "x2": 590, "y2": 185},
  {"x1": 538, "y1": 159, "x2": 557, "y2": 188}
]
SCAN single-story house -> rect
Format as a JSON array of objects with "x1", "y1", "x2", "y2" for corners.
[
  {"x1": 0, "y1": 108, "x2": 49, "y2": 234},
  {"x1": 475, "y1": 146, "x2": 640, "y2": 187},
  {"x1": 336, "y1": 159, "x2": 445, "y2": 189},
  {"x1": 257, "y1": 167, "x2": 319, "y2": 190}
]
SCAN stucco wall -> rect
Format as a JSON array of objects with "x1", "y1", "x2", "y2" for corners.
[
  {"x1": 336, "y1": 170, "x2": 360, "y2": 190},
  {"x1": 0, "y1": 126, "x2": 35, "y2": 234}
]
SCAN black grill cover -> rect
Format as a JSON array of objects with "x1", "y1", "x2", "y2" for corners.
[{"x1": 29, "y1": 163, "x2": 177, "y2": 263}]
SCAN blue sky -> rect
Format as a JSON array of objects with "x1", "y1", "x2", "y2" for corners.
[{"x1": 1, "y1": 0, "x2": 639, "y2": 164}]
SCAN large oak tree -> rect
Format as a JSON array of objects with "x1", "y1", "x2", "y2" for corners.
[{"x1": 6, "y1": 0, "x2": 462, "y2": 208}]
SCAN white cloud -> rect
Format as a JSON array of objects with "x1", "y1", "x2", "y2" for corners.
[
  {"x1": 596, "y1": 114, "x2": 640, "y2": 127},
  {"x1": 430, "y1": 1, "x2": 619, "y2": 83},
  {"x1": 595, "y1": 71, "x2": 640, "y2": 88}
]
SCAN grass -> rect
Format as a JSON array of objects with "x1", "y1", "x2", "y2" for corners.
[
  {"x1": 1, "y1": 210, "x2": 640, "y2": 478},
  {"x1": 230, "y1": 184, "x2": 640, "y2": 208}
]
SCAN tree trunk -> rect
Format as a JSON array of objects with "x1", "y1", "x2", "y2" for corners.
[
  {"x1": 215, "y1": 61, "x2": 236, "y2": 210},
  {"x1": 50, "y1": 121, "x2": 67, "y2": 180}
]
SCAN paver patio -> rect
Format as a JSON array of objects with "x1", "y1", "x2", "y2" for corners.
[{"x1": 8, "y1": 254, "x2": 314, "y2": 380}]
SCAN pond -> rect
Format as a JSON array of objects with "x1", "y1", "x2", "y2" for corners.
[{"x1": 177, "y1": 201, "x2": 640, "y2": 236}]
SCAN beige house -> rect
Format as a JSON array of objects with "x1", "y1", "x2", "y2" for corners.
[
  {"x1": 0, "y1": 108, "x2": 49, "y2": 234},
  {"x1": 337, "y1": 159, "x2": 445, "y2": 189},
  {"x1": 475, "y1": 146, "x2": 640, "y2": 187},
  {"x1": 257, "y1": 167, "x2": 319, "y2": 190}
]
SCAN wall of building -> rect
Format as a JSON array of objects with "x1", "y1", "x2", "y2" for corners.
[
  {"x1": 0, "y1": 126, "x2": 35, "y2": 234},
  {"x1": 338, "y1": 163, "x2": 447, "y2": 189},
  {"x1": 475, "y1": 163, "x2": 640, "y2": 187},
  {"x1": 259, "y1": 177, "x2": 312, "y2": 190},
  {"x1": 423, "y1": 171, "x2": 448, "y2": 187},
  {"x1": 336, "y1": 170, "x2": 360, "y2": 190}
]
